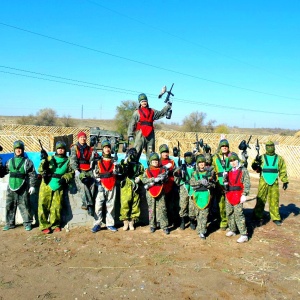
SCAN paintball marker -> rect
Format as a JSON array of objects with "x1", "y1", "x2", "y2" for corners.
[
  {"x1": 238, "y1": 135, "x2": 252, "y2": 168},
  {"x1": 193, "y1": 134, "x2": 201, "y2": 153},
  {"x1": 222, "y1": 153, "x2": 228, "y2": 191},
  {"x1": 38, "y1": 139, "x2": 48, "y2": 160},
  {"x1": 255, "y1": 139, "x2": 260, "y2": 160},
  {"x1": 158, "y1": 83, "x2": 174, "y2": 120},
  {"x1": 172, "y1": 141, "x2": 182, "y2": 167},
  {"x1": 144, "y1": 163, "x2": 172, "y2": 190}
]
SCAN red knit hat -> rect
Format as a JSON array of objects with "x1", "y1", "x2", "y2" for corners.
[{"x1": 77, "y1": 131, "x2": 87, "y2": 139}]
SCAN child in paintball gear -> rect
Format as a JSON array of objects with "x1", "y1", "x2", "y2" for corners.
[
  {"x1": 190, "y1": 155, "x2": 215, "y2": 239},
  {"x1": 38, "y1": 141, "x2": 74, "y2": 234},
  {"x1": 142, "y1": 152, "x2": 171, "y2": 235},
  {"x1": 225, "y1": 152, "x2": 250, "y2": 243},
  {"x1": 70, "y1": 131, "x2": 98, "y2": 216},
  {"x1": 119, "y1": 148, "x2": 144, "y2": 231},
  {"x1": 173, "y1": 152, "x2": 197, "y2": 230},
  {"x1": 2, "y1": 140, "x2": 37, "y2": 231},
  {"x1": 212, "y1": 139, "x2": 232, "y2": 230},
  {"x1": 159, "y1": 144, "x2": 178, "y2": 228},
  {"x1": 91, "y1": 140, "x2": 119, "y2": 233},
  {"x1": 127, "y1": 93, "x2": 172, "y2": 160},
  {"x1": 251, "y1": 141, "x2": 289, "y2": 226}
]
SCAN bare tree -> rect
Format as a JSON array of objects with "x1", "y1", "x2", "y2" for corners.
[
  {"x1": 114, "y1": 100, "x2": 137, "y2": 136},
  {"x1": 59, "y1": 114, "x2": 75, "y2": 127},
  {"x1": 35, "y1": 108, "x2": 58, "y2": 126},
  {"x1": 182, "y1": 111, "x2": 207, "y2": 132}
]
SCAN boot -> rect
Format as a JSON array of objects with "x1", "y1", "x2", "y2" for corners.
[
  {"x1": 129, "y1": 219, "x2": 135, "y2": 231},
  {"x1": 189, "y1": 218, "x2": 196, "y2": 230},
  {"x1": 179, "y1": 217, "x2": 185, "y2": 230},
  {"x1": 123, "y1": 220, "x2": 129, "y2": 231}
]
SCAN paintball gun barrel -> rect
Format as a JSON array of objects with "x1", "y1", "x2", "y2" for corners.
[{"x1": 38, "y1": 139, "x2": 48, "y2": 160}]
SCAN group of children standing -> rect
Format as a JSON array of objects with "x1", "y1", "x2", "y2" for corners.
[{"x1": 1, "y1": 135, "x2": 288, "y2": 244}]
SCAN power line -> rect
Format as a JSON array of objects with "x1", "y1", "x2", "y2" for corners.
[
  {"x1": 0, "y1": 21, "x2": 299, "y2": 102},
  {"x1": 1, "y1": 66, "x2": 299, "y2": 116},
  {"x1": 85, "y1": 0, "x2": 297, "y2": 83}
]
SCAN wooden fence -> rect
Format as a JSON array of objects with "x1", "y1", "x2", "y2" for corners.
[
  {"x1": 156, "y1": 131, "x2": 300, "y2": 179},
  {"x1": 0, "y1": 125, "x2": 299, "y2": 178}
]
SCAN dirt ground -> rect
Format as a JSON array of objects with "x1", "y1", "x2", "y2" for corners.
[{"x1": 0, "y1": 175, "x2": 299, "y2": 300}]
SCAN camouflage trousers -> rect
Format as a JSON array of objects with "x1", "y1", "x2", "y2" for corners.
[
  {"x1": 134, "y1": 130, "x2": 155, "y2": 160},
  {"x1": 38, "y1": 182, "x2": 63, "y2": 230},
  {"x1": 225, "y1": 200, "x2": 247, "y2": 235},
  {"x1": 146, "y1": 192, "x2": 168, "y2": 230},
  {"x1": 94, "y1": 184, "x2": 116, "y2": 227},
  {"x1": 75, "y1": 174, "x2": 95, "y2": 208},
  {"x1": 254, "y1": 178, "x2": 280, "y2": 221},
  {"x1": 178, "y1": 184, "x2": 196, "y2": 218},
  {"x1": 195, "y1": 206, "x2": 209, "y2": 235},
  {"x1": 120, "y1": 178, "x2": 141, "y2": 221},
  {"x1": 5, "y1": 185, "x2": 32, "y2": 227},
  {"x1": 215, "y1": 183, "x2": 228, "y2": 228},
  {"x1": 165, "y1": 186, "x2": 180, "y2": 226}
]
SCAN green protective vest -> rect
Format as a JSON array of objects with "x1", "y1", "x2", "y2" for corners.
[
  {"x1": 215, "y1": 154, "x2": 231, "y2": 185},
  {"x1": 183, "y1": 165, "x2": 195, "y2": 196},
  {"x1": 192, "y1": 170, "x2": 210, "y2": 210},
  {"x1": 262, "y1": 154, "x2": 279, "y2": 185},
  {"x1": 48, "y1": 156, "x2": 69, "y2": 191},
  {"x1": 8, "y1": 157, "x2": 27, "y2": 191}
]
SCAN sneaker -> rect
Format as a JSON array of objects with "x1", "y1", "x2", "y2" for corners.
[
  {"x1": 150, "y1": 227, "x2": 156, "y2": 233},
  {"x1": 91, "y1": 225, "x2": 101, "y2": 233},
  {"x1": 2, "y1": 225, "x2": 15, "y2": 231},
  {"x1": 237, "y1": 235, "x2": 248, "y2": 243},
  {"x1": 42, "y1": 228, "x2": 51, "y2": 234},
  {"x1": 53, "y1": 227, "x2": 61, "y2": 232},
  {"x1": 273, "y1": 220, "x2": 282, "y2": 226},
  {"x1": 25, "y1": 225, "x2": 32, "y2": 231},
  {"x1": 107, "y1": 226, "x2": 118, "y2": 232},
  {"x1": 226, "y1": 231, "x2": 236, "y2": 237},
  {"x1": 163, "y1": 228, "x2": 170, "y2": 235},
  {"x1": 199, "y1": 233, "x2": 206, "y2": 240}
]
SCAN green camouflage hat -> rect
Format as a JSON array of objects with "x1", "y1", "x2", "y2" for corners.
[
  {"x1": 266, "y1": 140, "x2": 274, "y2": 146},
  {"x1": 148, "y1": 152, "x2": 159, "y2": 163},
  {"x1": 138, "y1": 93, "x2": 148, "y2": 103},
  {"x1": 196, "y1": 155, "x2": 206, "y2": 164},
  {"x1": 228, "y1": 152, "x2": 239, "y2": 162},
  {"x1": 56, "y1": 141, "x2": 66, "y2": 150},
  {"x1": 101, "y1": 139, "x2": 111, "y2": 149},
  {"x1": 13, "y1": 140, "x2": 24, "y2": 150},
  {"x1": 219, "y1": 139, "x2": 229, "y2": 147},
  {"x1": 159, "y1": 144, "x2": 169, "y2": 153}
]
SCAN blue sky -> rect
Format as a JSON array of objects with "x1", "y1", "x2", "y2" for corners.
[{"x1": 0, "y1": 0, "x2": 299, "y2": 130}]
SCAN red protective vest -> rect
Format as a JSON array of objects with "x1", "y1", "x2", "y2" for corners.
[
  {"x1": 136, "y1": 107, "x2": 154, "y2": 138},
  {"x1": 97, "y1": 159, "x2": 116, "y2": 191},
  {"x1": 161, "y1": 158, "x2": 175, "y2": 194},
  {"x1": 76, "y1": 144, "x2": 93, "y2": 171},
  {"x1": 146, "y1": 167, "x2": 165, "y2": 198},
  {"x1": 226, "y1": 169, "x2": 243, "y2": 206}
]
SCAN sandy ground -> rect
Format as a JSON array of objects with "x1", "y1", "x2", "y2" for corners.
[{"x1": 0, "y1": 176, "x2": 299, "y2": 300}]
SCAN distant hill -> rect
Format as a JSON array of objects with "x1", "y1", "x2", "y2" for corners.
[{"x1": 0, "y1": 115, "x2": 297, "y2": 136}]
